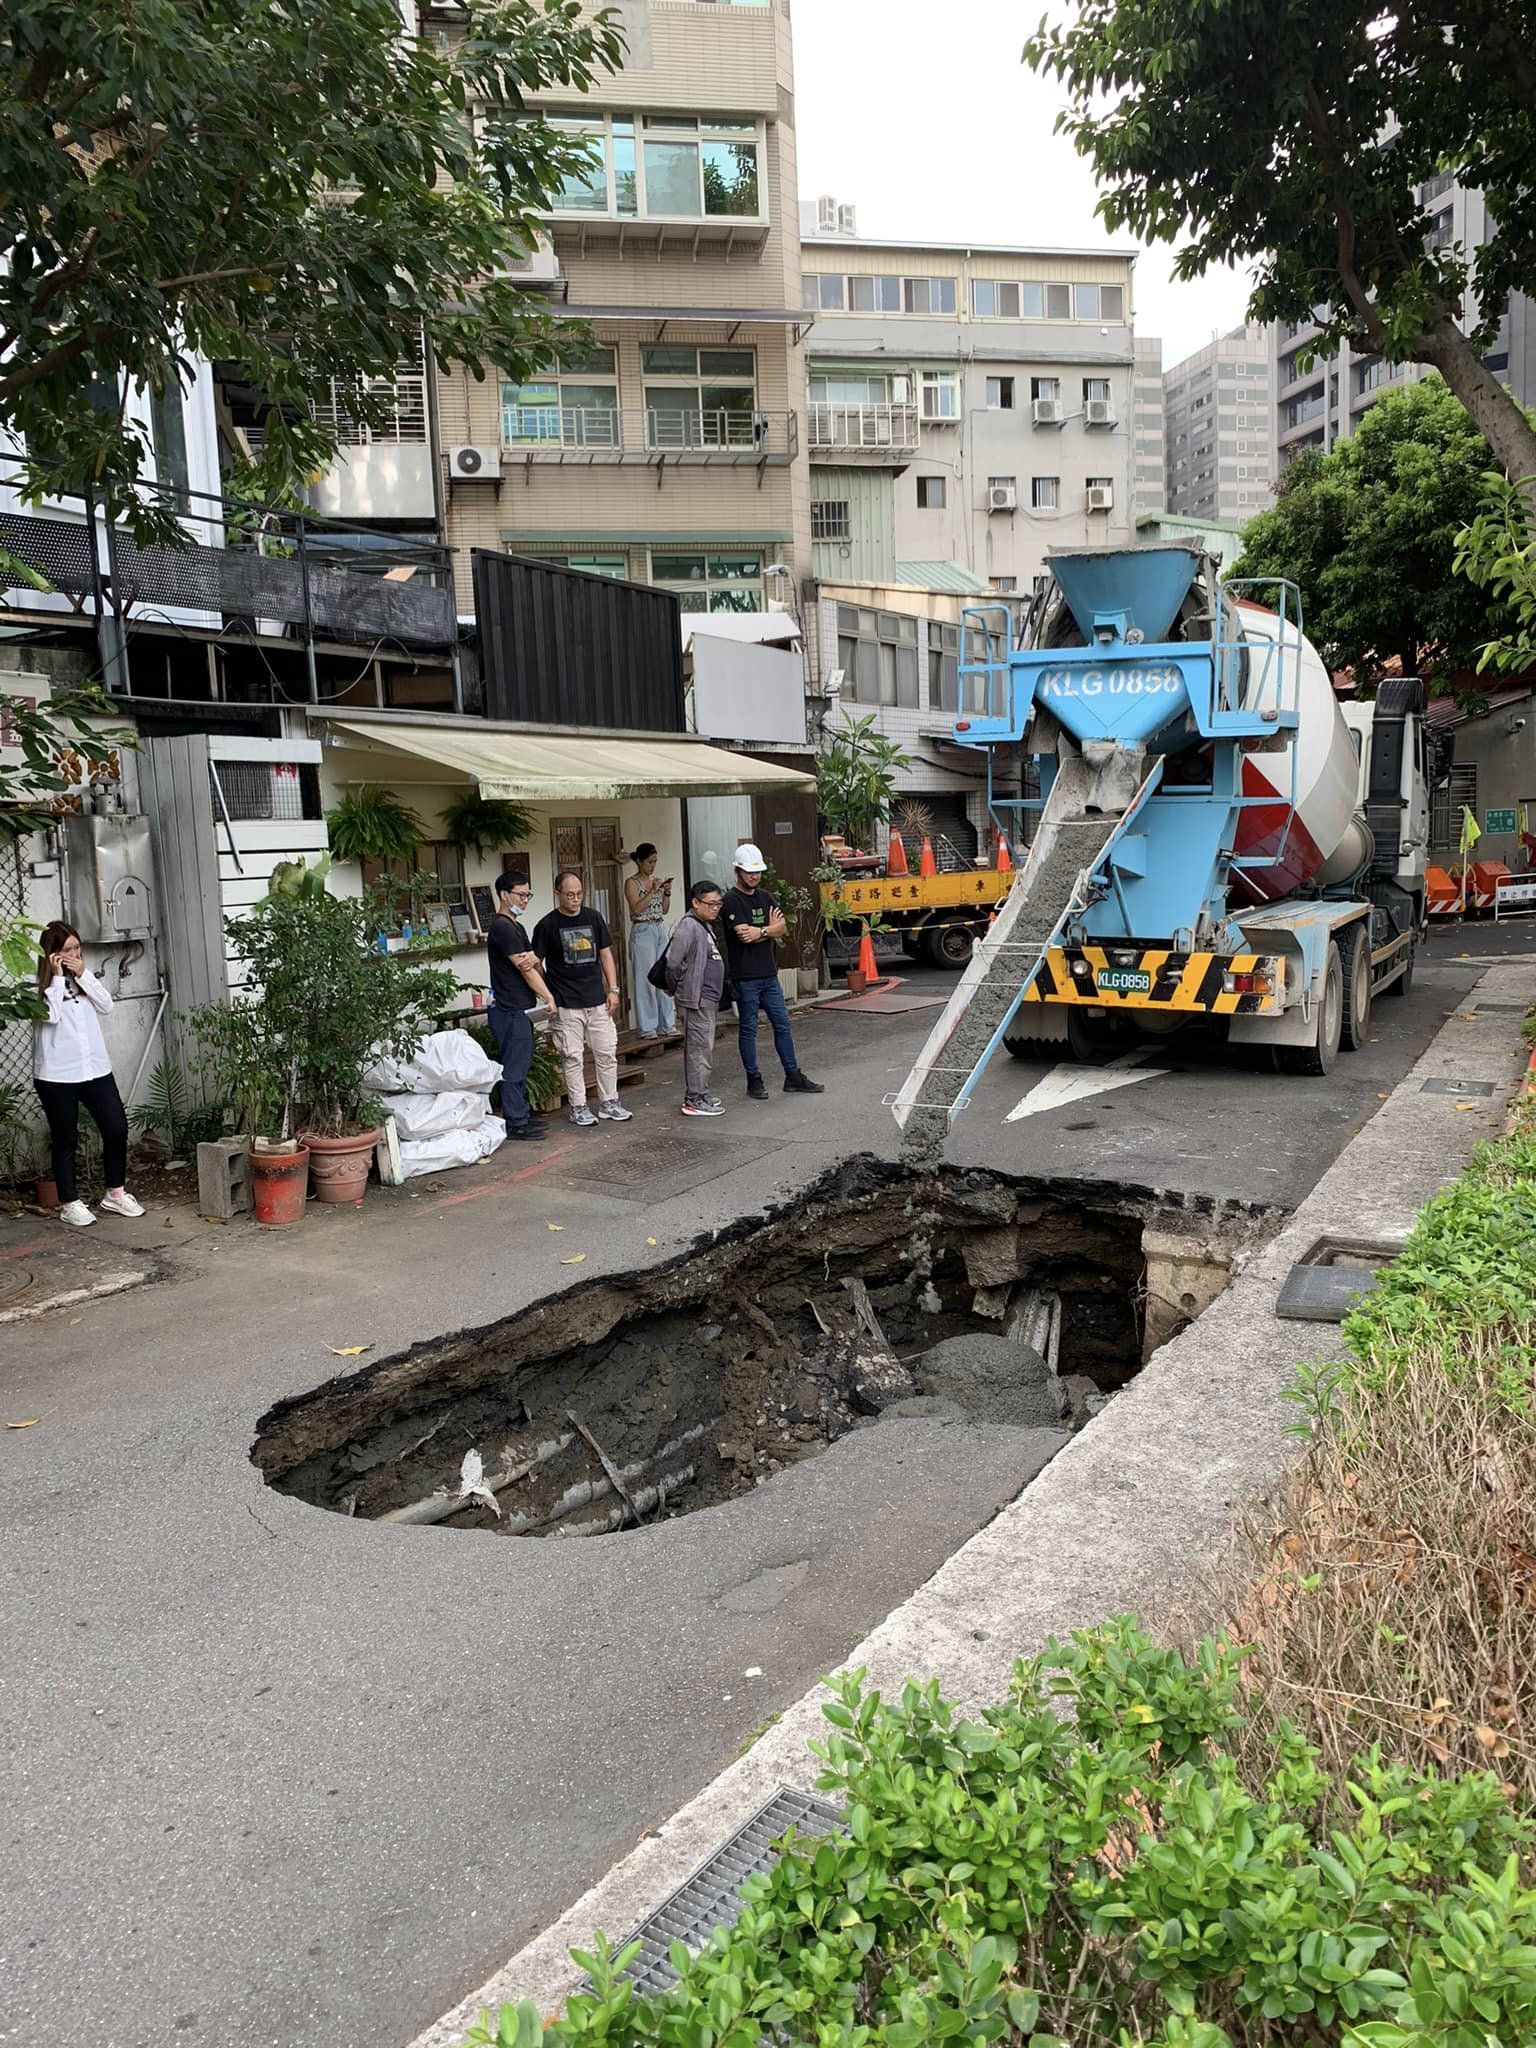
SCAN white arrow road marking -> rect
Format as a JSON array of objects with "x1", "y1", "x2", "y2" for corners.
[{"x1": 1005, "y1": 1048, "x2": 1166, "y2": 1123}]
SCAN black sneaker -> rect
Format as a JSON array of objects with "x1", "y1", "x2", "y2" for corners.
[
  {"x1": 746, "y1": 1073, "x2": 768, "y2": 1100},
  {"x1": 783, "y1": 1071, "x2": 824, "y2": 1094},
  {"x1": 508, "y1": 1121, "x2": 549, "y2": 1141}
]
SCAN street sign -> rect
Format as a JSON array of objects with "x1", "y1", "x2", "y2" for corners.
[
  {"x1": 1494, "y1": 875, "x2": 1536, "y2": 921},
  {"x1": 1485, "y1": 807, "x2": 1518, "y2": 833}
]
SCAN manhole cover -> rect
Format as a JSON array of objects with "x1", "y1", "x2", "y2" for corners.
[
  {"x1": 602, "y1": 1787, "x2": 842, "y2": 1996},
  {"x1": 0, "y1": 1266, "x2": 34, "y2": 1308},
  {"x1": 1276, "y1": 1234, "x2": 1405, "y2": 1323},
  {"x1": 1420, "y1": 1077, "x2": 1496, "y2": 1097}
]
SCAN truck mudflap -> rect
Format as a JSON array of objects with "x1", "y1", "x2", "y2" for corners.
[{"x1": 1020, "y1": 943, "x2": 1283, "y2": 1015}]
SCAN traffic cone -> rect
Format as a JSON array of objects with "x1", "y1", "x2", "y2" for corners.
[
  {"x1": 919, "y1": 835, "x2": 938, "y2": 877},
  {"x1": 857, "y1": 929, "x2": 879, "y2": 985},
  {"x1": 995, "y1": 831, "x2": 1012, "y2": 873},
  {"x1": 886, "y1": 830, "x2": 909, "y2": 877}
]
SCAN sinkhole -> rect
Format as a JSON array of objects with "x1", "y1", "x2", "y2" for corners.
[{"x1": 251, "y1": 1157, "x2": 1279, "y2": 1537}]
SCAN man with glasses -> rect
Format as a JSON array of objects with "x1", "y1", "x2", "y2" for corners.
[
  {"x1": 486, "y1": 873, "x2": 554, "y2": 1141},
  {"x1": 532, "y1": 871, "x2": 634, "y2": 1129}
]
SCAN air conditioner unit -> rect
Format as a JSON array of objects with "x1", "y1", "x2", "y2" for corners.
[
  {"x1": 817, "y1": 194, "x2": 838, "y2": 232},
  {"x1": 1086, "y1": 484, "x2": 1115, "y2": 512},
  {"x1": 837, "y1": 203, "x2": 857, "y2": 235},
  {"x1": 1085, "y1": 399, "x2": 1117, "y2": 427},
  {"x1": 987, "y1": 483, "x2": 1017, "y2": 513},
  {"x1": 503, "y1": 234, "x2": 561, "y2": 282},
  {"x1": 1031, "y1": 397, "x2": 1063, "y2": 427},
  {"x1": 448, "y1": 444, "x2": 501, "y2": 481}
]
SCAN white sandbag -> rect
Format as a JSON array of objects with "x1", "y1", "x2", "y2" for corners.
[
  {"x1": 396, "y1": 1115, "x2": 507, "y2": 1180},
  {"x1": 364, "y1": 1028, "x2": 500, "y2": 1096},
  {"x1": 378, "y1": 1089, "x2": 488, "y2": 1141}
]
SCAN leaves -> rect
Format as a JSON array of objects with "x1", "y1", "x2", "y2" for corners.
[
  {"x1": 815, "y1": 712, "x2": 912, "y2": 852},
  {"x1": 325, "y1": 1344, "x2": 371, "y2": 1358}
]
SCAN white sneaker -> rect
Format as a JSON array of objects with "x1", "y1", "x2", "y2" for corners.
[
  {"x1": 59, "y1": 1200, "x2": 96, "y2": 1228},
  {"x1": 99, "y1": 1190, "x2": 145, "y2": 1219},
  {"x1": 597, "y1": 1099, "x2": 634, "y2": 1122},
  {"x1": 569, "y1": 1105, "x2": 599, "y2": 1129}
]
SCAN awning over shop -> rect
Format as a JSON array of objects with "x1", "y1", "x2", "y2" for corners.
[{"x1": 315, "y1": 714, "x2": 814, "y2": 802}]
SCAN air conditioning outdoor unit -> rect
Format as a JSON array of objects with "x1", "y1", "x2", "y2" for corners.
[
  {"x1": 1030, "y1": 397, "x2": 1063, "y2": 426},
  {"x1": 987, "y1": 483, "x2": 1017, "y2": 512},
  {"x1": 503, "y1": 234, "x2": 561, "y2": 282},
  {"x1": 1086, "y1": 484, "x2": 1115, "y2": 512},
  {"x1": 817, "y1": 194, "x2": 838, "y2": 231},
  {"x1": 1085, "y1": 399, "x2": 1117, "y2": 426},
  {"x1": 837, "y1": 203, "x2": 857, "y2": 234},
  {"x1": 448, "y1": 444, "x2": 501, "y2": 481}
]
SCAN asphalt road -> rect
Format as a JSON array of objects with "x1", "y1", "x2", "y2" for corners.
[{"x1": 0, "y1": 923, "x2": 1527, "y2": 2048}]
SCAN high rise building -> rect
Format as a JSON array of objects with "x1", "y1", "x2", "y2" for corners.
[
  {"x1": 1132, "y1": 335, "x2": 1166, "y2": 515},
  {"x1": 1162, "y1": 323, "x2": 1274, "y2": 522}
]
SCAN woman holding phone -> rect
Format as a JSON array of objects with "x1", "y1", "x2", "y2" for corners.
[
  {"x1": 33, "y1": 920, "x2": 143, "y2": 1227},
  {"x1": 624, "y1": 842, "x2": 674, "y2": 1039}
]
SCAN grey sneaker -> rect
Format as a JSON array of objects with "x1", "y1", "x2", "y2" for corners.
[
  {"x1": 597, "y1": 1098, "x2": 634, "y2": 1122},
  {"x1": 569, "y1": 1105, "x2": 599, "y2": 1129},
  {"x1": 681, "y1": 1095, "x2": 725, "y2": 1117}
]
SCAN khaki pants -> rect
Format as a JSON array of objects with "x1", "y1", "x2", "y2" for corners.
[
  {"x1": 679, "y1": 1003, "x2": 716, "y2": 1102},
  {"x1": 553, "y1": 1004, "x2": 618, "y2": 1108}
]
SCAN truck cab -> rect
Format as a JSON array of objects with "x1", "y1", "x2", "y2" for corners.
[{"x1": 1339, "y1": 678, "x2": 1433, "y2": 943}]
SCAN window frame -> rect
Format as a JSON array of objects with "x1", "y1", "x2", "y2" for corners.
[
  {"x1": 811, "y1": 499, "x2": 851, "y2": 541},
  {"x1": 919, "y1": 370, "x2": 959, "y2": 422},
  {"x1": 649, "y1": 546, "x2": 764, "y2": 614},
  {"x1": 501, "y1": 347, "x2": 620, "y2": 448},
  {"x1": 530, "y1": 109, "x2": 768, "y2": 224},
  {"x1": 1030, "y1": 475, "x2": 1060, "y2": 511},
  {"x1": 837, "y1": 602, "x2": 920, "y2": 709},
  {"x1": 916, "y1": 475, "x2": 946, "y2": 509}
]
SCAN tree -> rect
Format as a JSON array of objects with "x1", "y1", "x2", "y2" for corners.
[
  {"x1": 815, "y1": 712, "x2": 911, "y2": 851},
  {"x1": 1025, "y1": 0, "x2": 1536, "y2": 490},
  {"x1": 0, "y1": 0, "x2": 623, "y2": 535},
  {"x1": 1228, "y1": 380, "x2": 1517, "y2": 686},
  {"x1": 1454, "y1": 471, "x2": 1536, "y2": 672}
]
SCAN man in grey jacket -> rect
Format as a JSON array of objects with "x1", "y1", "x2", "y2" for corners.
[{"x1": 666, "y1": 879, "x2": 727, "y2": 1117}]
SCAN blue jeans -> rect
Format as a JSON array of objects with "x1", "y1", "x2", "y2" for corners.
[
  {"x1": 735, "y1": 973, "x2": 797, "y2": 1077},
  {"x1": 488, "y1": 1003, "x2": 535, "y2": 1130},
  {"x1": 630, "y1": 921, "x2": 675, "y2": 1036}
]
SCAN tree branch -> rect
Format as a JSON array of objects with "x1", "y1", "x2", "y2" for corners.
[{"x1": 0, "y1": 324, "x2": 113, "y2": 404}]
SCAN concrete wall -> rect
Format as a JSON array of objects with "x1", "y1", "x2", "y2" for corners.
[{"x1": 1431, "y1": 691, "x2": 1536, "y2": 863}]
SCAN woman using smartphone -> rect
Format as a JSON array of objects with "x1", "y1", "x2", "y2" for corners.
[{"x1": 33, "y1": 920, "x2": 143, "y2": 1227}]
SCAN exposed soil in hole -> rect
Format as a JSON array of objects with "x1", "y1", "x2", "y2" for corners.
[{"x1": 253, "y1": 1156, "x2": 1279, "y2": 1536}]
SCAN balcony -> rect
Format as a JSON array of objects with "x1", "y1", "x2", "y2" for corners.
[
  {"x1": 500, "y1": 406, "x2": 797, "y2": 467},
  {"x1": 807, "y1": 402, "x2": 921, "y2": 462}
]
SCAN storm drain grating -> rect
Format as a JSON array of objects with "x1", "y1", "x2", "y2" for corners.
[
  {"x1": 1419, "y1": 1077, "x2": 1496, "y2": 1097},
  {"x1": 600, "y1": 1787, "x2": 842, "y2": 1997}
]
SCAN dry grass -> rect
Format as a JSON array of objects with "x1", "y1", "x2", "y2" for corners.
[{"x1": 1189, "y1": 1336, "x2": 1536, "y2": 1814}]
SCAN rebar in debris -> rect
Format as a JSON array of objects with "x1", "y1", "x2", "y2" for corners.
[{"x1": 566, "y1": 1408, "x2": 642, "y2": 1524}]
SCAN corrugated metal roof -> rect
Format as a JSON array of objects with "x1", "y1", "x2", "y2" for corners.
[{"x1": 892, "y1": 560, "x2": 993, "y2": 594}]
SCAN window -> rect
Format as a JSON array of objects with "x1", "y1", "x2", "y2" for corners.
[
  {"x1": 1285, "y1": 391, "x2": 1325, "y2": 428},
  {"x1": 361, "y1": 843, "x2": 467, "y2": 920},
  {"x1": 916, "y1": 475, "x2": 946, "y2": 509},
  {"x1": 149, "y1": 378, "x2": 191, "y2": 507},
  {"x1": 1419, "y1": 170, "x2": 1455, "y2": 205},
  {"x1": 553, "y1": 552, "x2": 629, "y2": 579},
  {"x1": 930, "y1": 621, "x2": 960, "y2": 712},
  {"x1": 971, "y1": 280, "x2": 1070, "y2": 318},
  {"x1": 919, "y1": 370, "x2": 958, "y2": 421},
  {"x1": 810, "y1": 372, "x2": 897, "y2": 407},
  {"x1": 1072, "y1": 283, "x2": 1125, "y2": 320},
  {"x1": 650, "y1": 548, "x2": 762, "y2": 613},
  {"x1": 538, "y1": 111, "x2": 763, "y2": 220},
  {"x1": 1030, "y1": 476, "x2": 1059, "y2": 510},
  {"x1": 1087, "y1": 475, "x2": 1112, "y2": 495},
  {"x1": 1427, "y1": 207, "x2": 1455, "y2": 249},
  {"x1": 812, "y1": 499, "x2": 851, "y2": 540},
  {"x1": 985, "y1": 376, "x2": 1015, "y2": 410},
  {"x1": 849, "y1": 273, "x2": 902, "y2": 313},
  {"x1": 501, "y1": 348, "x2": 619, "y2": 447},
  {"x1": 902, "y1": 276, "x2": 957, "y2": 314},
  {"x1": 802, "y1": 274, "x2": 846, "y2": 311},
  {"x1": 1082, "y1": 377, "x2": 1111, "y2": 404},
  {"x1": 989, "y1": 576, "x2": 1018, "y2": 593},
  {"x1": 1030, "y1": 375, "x2": 1059, "y2": 404},
  {"x1": 837, "y1": 603, "x2": 919, "y2": 708},
  {"x1": 642, "y1": 345, "x2": 757, "y2": 447}
]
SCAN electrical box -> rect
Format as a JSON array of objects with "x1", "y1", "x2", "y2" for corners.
[{"x1": 61, "y1": 813, "x2": 155, "y2": 941}]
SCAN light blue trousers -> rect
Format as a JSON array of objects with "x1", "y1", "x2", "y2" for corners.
[{"x1": 630, "y1": 921, "x2": 675, "y2": 1036}]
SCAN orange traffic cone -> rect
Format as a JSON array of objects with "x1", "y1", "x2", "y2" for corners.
[
  {"x1": 995, "y1": 831, "x2": 1012, "y2": 873},
  {"x1": 886, "y1": 830, "x2": 909, "y2": 877},
  {"x1": 857, "y1": 929, "x2": 879, "y2": 985},
  {"x1": 919, "y1": 835, "x2": 938, "y2": 877}
]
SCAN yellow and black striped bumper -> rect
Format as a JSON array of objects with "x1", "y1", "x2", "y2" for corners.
[{"x1": 1021, "y1": 945, "x2": 1282, "y2": 1014}]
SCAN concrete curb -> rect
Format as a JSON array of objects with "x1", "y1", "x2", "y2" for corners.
[
  {"x1": 408, "y1": 963, "x2": 1532, "y2": 2048},
  {"x1": 1504, "y1": 1039, "x2": 1536, "y2": 1131}
]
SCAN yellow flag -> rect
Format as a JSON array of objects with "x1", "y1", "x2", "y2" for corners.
[
  {"x1": 1521, "y1": 803, "x2": 1529, "y2": 838},
  {"x1": 1459, "y1": 806, "x2": 1482, "y2": 855}
]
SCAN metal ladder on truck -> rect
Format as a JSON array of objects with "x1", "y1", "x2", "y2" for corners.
[{"x1": 892, "y1": 750, "x2": 1161, "y2": 1163}]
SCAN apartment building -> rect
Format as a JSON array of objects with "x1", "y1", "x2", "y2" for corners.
[
  {"x1": 1272, "y1": 176, "x2": 1536, "y2": 471},
  {"x1": 432, "y1": 0, "x2": 811, "y2": 625},
  {"x1": 1163, "y1": 323, "x2": 1273, "y2": 522},
  {"x1": 1132, "y1": 336, "x2": 1166, "y2": 516}
]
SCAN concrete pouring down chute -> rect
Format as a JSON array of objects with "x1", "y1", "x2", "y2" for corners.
[{"x1": 252, "y1": 1158, "x2": 1276, "y2": 1538}]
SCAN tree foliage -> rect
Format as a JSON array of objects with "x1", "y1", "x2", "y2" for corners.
[
  {"x1": 1455, "y1": 471, "x2": 1536, "y2": 673},
  {"x1": 1025, "y1": 0, "x2": 1536, "y2": 488},
  {"x1": 1228, "y1": 382, "x2": 1515, "y2": 687},
  {"x1": 816, "y1": 712, "x2": 911, "y2": 852},
  {"x1": 0, "y1": 0, "x2": 622, "y2": 532}
]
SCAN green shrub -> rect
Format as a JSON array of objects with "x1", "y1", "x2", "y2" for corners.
[{"x1": 469, "y1": 1620, "x2": 1535, "y2": 2048}]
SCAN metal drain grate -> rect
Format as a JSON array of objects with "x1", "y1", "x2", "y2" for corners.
[
  {"x1": 601, "y1": 1787, "x2": 842, "y2": 1997},
  {"x1": 1467, "y1": 1003, "x2": 1527, "y2": 1015},
  {"x1": 1420, "y1": 1077, "x2": 1496, "y2": 1097}
]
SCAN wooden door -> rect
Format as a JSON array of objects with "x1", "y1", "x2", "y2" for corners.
[{"x1": 550, "y1": 816, "x2": 629, "y2": 1017}]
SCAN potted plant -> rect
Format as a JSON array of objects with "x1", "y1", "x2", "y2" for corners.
[
  {"x1": 815, "y1": 711, "x2": 911, "y2": 853},
  {"x1": 844, "y1": 911, "x2": 890, "y2": 995},
  {"x1": 193, "y1": 864, "x2": 455, "y2": 1216},
  {"x1": 325, "y1": 784, "x2": 425, "y2": 865},
  {"x1": 438, "y1": 792, "x2": 533, "y2": 863},
  {"x1": 767, "y1": 874, "x2": 821, "y2": 997}
]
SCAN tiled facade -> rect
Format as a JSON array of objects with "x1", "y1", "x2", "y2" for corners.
[
  {"x1": 1132, "y1": 336, "x2": 1166, "y2": 517},
  {"x1": 1163, "y1": 323, "x2": 1273, "y2": 523}
]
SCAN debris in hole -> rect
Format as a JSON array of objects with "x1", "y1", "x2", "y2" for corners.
[{"x1": 253, "y1": 1156, "x2": 1276, "y2": 1533}]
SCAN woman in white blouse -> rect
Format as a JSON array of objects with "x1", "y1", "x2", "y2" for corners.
[{"x1": 33, "y1": 921, "x2": 144, "y2": 1227}]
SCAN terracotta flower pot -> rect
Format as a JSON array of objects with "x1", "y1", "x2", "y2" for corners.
[
  {"x1": 846, "y1": 968, "x2": 868, "y2": 996},
  {"x1": 35, "y1": 1172, "x2": 59, "y2": 1211},
  {"x1": 303, "y1": 1127, "x2": 380, "y2": 1206},
  {"x1": 250, "y1": 1145, "x2": 310, "y2": 1227}
]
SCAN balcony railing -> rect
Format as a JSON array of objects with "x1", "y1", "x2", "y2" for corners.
[
  {"x1": 808, "y1": 402, "x2": 921, "y2": 455},
  {"x1": 501, "y1": 406, "x2": 796, "y2": 465}
]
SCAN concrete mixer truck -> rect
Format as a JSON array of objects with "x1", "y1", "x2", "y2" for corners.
[{"x1": 893, "y1": 542, "x2": 1434, "y2": 1160}]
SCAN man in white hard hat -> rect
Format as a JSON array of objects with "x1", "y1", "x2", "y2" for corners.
[{"x1": 720, "y1": 843, "x2": 824, "y2": 1101}]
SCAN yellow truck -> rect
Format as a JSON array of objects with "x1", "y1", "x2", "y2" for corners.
[{"x1": 819, "y1": 867, "x2": 1018, "y2": 969}]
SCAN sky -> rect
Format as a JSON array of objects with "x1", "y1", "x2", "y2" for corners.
[{"x1": 791, "y1": 0, "x2": 1252, "y2": 371}]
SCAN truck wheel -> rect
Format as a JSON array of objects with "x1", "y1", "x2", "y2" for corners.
[
  {"x1": 1340, "y1": 923, "x2": 1372, "y2": 1049},
  {"x1": 923, "y1": 922, "x2": 974, "y2": 968},
  {"x1": 1276, "y1": 940, "x2": 1343, "y2": 1076},
  {"x1": 1381, "y1": 936, "x2": 1414, "y2": 998}
]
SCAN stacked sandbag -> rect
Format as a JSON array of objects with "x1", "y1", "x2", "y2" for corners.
[{"x1": 365, "y1": 1029, "x2": 507, "y2": 1180}]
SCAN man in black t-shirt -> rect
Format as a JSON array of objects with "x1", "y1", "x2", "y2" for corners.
[
  {"x1": 531, "y1": 871, "x2": 634, "y2": 1129},
  {"x1": 486, "y1": 875, "x2": 554, "y2": 1139},
  {"x1": 720, "y1": 842, "x2": 825, "y2": 1102}
]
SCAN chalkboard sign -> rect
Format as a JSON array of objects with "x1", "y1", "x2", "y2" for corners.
[{"x1": 470, "y1": 884, "x2": 496, "y2": 932}]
